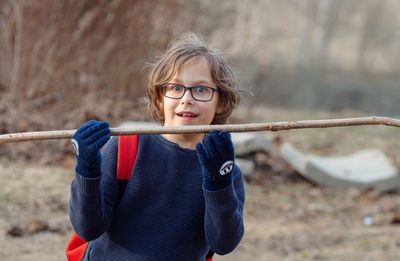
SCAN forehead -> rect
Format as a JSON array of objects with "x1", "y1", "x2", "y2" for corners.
[{"x1": 171, "y1": 56, "x2": 215, "y2": 85}]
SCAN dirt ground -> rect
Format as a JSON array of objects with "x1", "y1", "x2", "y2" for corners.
[{"x1": 1, "y1": 108, "x2": 400, "y2": 260}]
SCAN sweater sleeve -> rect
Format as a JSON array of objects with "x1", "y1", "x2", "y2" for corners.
[
  {"x1": 203, "y1": 165, "x2": 245, "y2": 255},
  {"x1": 69, "y1": 137, "x2": 120, "y2": 241}
]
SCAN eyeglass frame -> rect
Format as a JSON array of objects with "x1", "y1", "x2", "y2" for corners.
[{"x1": 161, "y1": 83, "x2": 219, "y2": 102}]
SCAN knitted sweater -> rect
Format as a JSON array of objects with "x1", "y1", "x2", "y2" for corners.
[{"x1": 69, "y1": 134, "x2": 245, "y2": 261}]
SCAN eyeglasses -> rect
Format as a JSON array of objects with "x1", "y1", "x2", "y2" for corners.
[{"x1": 161, "y1": 83, "x2": 218, "y2": 102}]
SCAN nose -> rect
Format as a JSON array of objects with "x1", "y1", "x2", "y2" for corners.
[{"x1": 180, "y1": 88, "x2": 194, "y2": 104}]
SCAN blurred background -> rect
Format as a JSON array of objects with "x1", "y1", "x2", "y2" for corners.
[
  {"x1": 1, "y1": 1, "x2": 400, "y2": 260},
  {"x1": 0, "y1": 0, "x2": 399, "y2": 162}
]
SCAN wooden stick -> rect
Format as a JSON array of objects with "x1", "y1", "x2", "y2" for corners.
[{"x1": 1, "y1": 116, "x2": 399, "y2": 144}]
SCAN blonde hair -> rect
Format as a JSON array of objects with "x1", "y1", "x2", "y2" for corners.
[{"x1": 146, "y1": 33, "x2": 240, "y2": 124}]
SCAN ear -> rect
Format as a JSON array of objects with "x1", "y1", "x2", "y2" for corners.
[
  {"x1": 216, "y1": 100, "x2": 224, "y2": 114},
  {"x1": 158, "y1": 99, "x2": 164, "y2": 116}
]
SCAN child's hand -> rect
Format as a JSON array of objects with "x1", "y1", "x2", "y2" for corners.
[
  {"x1": 71, "y1": 120, "x2": 110, "y2": 178},
  {"x1": 196, "y1": 130, "x2": 235, "y2": 190}
]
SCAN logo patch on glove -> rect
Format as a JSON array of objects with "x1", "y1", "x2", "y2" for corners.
[
  {"x1": 219, "y1": 160, "x2": 233, "y2": 175},
  {"x1": 71, "y1": 139, "x2": 79, "y2": 156}
]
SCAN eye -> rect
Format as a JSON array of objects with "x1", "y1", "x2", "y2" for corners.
[
  {"x1": 170, "y1": 84, "x2": 184, "y2": 92},
  {"x1": 194, "y1": 86, "x2": 209, "y2": 93}
]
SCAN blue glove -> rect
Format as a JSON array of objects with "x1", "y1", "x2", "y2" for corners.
[
  {"x1": 196, "y1": 130, "x2": 235, "y2": 191},
  {"x1": 71, "y1": 120, "x2": 111, "y2": 178}
]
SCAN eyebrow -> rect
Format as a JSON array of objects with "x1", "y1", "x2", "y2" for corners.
[{"x1": 172, "y1": 79, "x2": 214, "y2": 86}]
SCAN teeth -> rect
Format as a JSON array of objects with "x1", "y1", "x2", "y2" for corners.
[{"x1": 179, "y1": 113, "x2": 196, "y2": 117}]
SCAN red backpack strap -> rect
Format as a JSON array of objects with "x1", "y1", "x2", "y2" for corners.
[
  {"x1": 66, "y1": 135, "x2": 139, "y2": 261},
  {"x1": 66, "y1": 233, "x2": 88, "y2": 261},
  {"x1": 117, "y1": 135, "x2": 138, "y2": 180},
  {"x1": 205, "y1": 249, "x2": 214, "y2": 261}
]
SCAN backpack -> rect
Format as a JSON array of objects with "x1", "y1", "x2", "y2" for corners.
[{"x1": 65, "y1": 135, "x2": 214, "y2": 261}]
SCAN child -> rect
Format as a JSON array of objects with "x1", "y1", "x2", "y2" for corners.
[{"x1": 69, "y1": 33, "x2": 245, "y2": 260}]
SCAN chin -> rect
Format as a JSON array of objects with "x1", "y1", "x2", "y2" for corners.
[{"x1": 177, "y1": 121, "x2": 199, "y2": 126}]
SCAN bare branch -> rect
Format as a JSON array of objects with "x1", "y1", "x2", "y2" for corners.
[{"x1": 0, "y1": 116, "x2": 399, "y2": 145}]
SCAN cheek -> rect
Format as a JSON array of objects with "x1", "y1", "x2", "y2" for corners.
[
  {"x1": 204, "y1": 101, "x2": 220, "y2": 120},
  {"x1": 162, "y1": 98, "x2": 170, "y2": 111},
  {"x1": 162, "y1": 97, "x2": 177, "y2": 116}
]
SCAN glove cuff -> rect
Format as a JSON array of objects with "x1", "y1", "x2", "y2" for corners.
[{"x1": 75, "y1": 154, "x2": 101, "y2": 178}]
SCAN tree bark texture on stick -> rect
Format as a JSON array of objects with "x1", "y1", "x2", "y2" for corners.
[{"x1": 0, "y1": 116, "x2": 399, "y2": 145}]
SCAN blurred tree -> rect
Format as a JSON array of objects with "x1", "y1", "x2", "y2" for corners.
[{"x1": 0, "y1": 0, "x2": 399, "y2": 130}]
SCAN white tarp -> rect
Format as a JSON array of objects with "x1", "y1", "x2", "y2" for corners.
[{"x1": 280, "y1": 142, "x2": 400, "y2": 191}]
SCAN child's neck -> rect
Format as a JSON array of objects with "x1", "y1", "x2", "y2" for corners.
[{"x1": 162, "y1": 133, "x2": 204, "y2": 150}]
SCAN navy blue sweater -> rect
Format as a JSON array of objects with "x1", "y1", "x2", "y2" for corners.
[{"x1": 69, "y1": 134, "x2": 245, "y2": 261}]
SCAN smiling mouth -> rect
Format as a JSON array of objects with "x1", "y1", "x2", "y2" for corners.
[{"x1": 176, "y1": 112, "x2": 199, "y2": 118}]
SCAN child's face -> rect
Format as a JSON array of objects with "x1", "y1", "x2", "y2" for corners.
[{"x1": 162, "y1": 56, "x2": 221, "y2": 127}]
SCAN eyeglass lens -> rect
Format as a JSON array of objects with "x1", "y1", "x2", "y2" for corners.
[{"x1": 163, "y1": 83, "x2": 216, "y2": 101}]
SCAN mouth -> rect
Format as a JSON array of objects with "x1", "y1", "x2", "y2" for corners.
[{"x1": 176, "y1": 111, "x2": 199, "y2": 118}]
